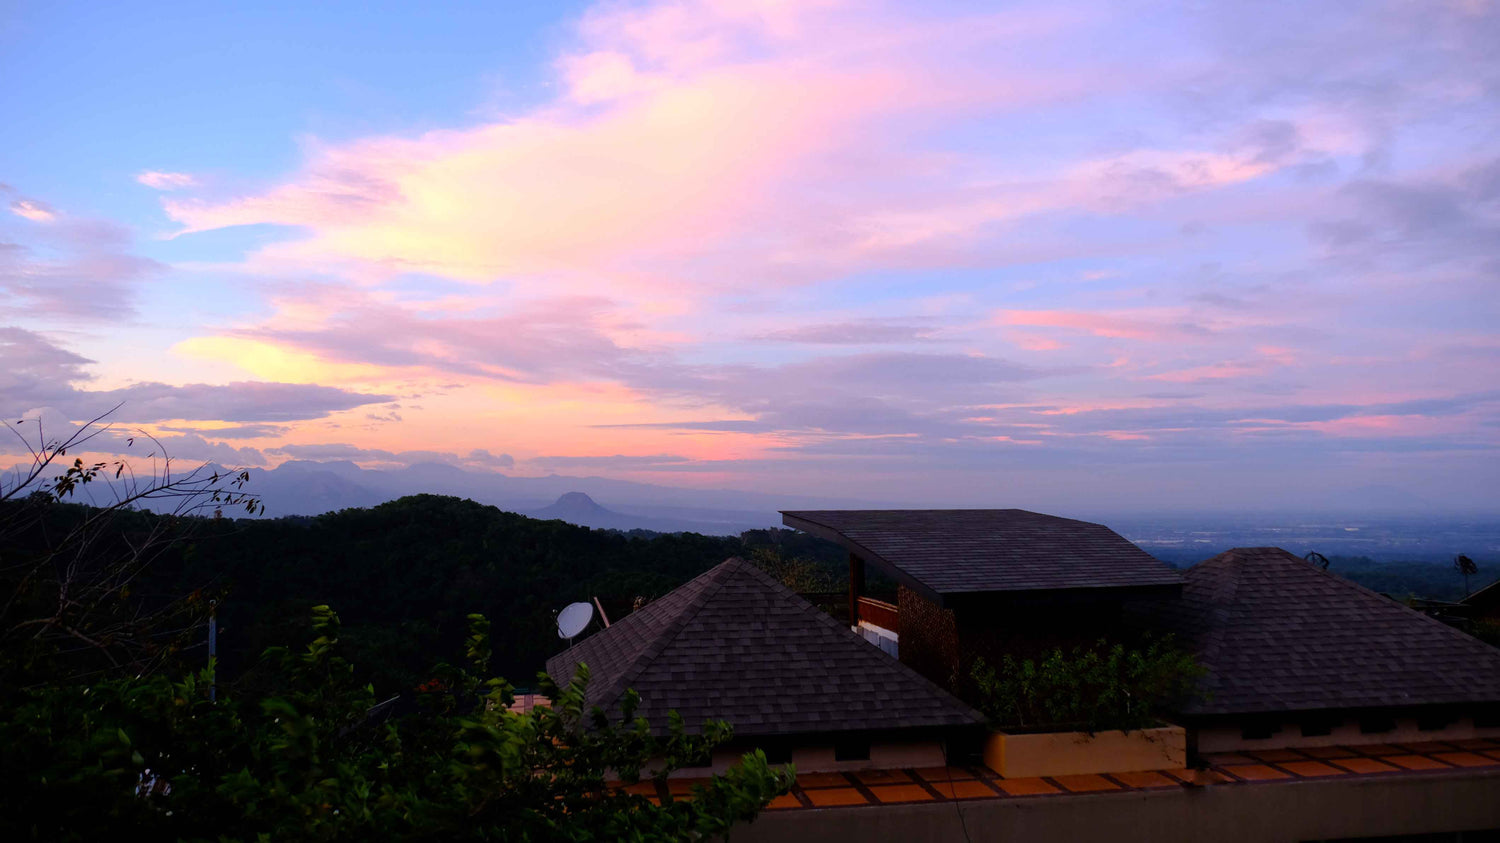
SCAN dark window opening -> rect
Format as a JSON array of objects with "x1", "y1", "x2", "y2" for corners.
[
  {"x1": 834, "y1": 737, "x2": 871, "y2": 762},
  {"x1": 1417, "y1": 712, "x2": 1454, "y2": 732},
  {"x1": 1242, "y1": 720, "x2": 1280, "y2": 740},
  {"x1": 1474, "y1": 706, "x2": 1500, "y2": 729},
  {"x1": 1300, "y1": 717, "x2": 1338, "y2": 738},
  {"x1": 760, "y1": 742, "x2": 793, "y2": 765},
  {"x1": 1358, "y1": 715, "x2": 1397, "y2": 735},
  {"x1": 944, "y1": 738, "x2": 980, "y2": 767}
]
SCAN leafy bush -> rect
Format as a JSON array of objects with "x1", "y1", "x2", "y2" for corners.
[
  {"x1": 0, "y1": 606, "x2": 793, "y2": 842},
  {"x1": 968, "y1": 636, "x2": 1204, "y2": 734}
]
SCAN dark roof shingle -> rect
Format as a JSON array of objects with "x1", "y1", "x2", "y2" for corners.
[
  {"x1": 781, "y1": 509, "x2": 1182, "y2": 599},
  {"x1": 545, "y1": 557, "x2": 983, "y2": 737},
  {"x1": 1154, "y1": 547, "x2": 1500, "y2": 715}
]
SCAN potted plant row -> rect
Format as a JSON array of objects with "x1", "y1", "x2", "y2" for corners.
[{"x1": 967, "y1": 637, "x2": 1202, "y2": 779}]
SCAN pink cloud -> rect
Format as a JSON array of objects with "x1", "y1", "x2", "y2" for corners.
[
  {"x1": 1009, "y1": 331, "x2": 1066, "y2": 351},
  {"x1": 156, "y1": 1, "x2": 1160, "y2": 302},
  {"x1": 1145, "y1": 361, "x2": 1269, "y2": 383},
  {"x1": 9, "y1": 199, "x2": 55, "y2": 222},
  {"x1": 997, "y1": 308, "x2": 1215, "y2": 342},
  {"x1": 135, "y1": 171, "x2": 198, "y2": 191}
]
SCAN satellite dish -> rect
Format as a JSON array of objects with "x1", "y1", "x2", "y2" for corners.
[{"x1": 557, "y1": 602, "x2": 594, "y2": 640}]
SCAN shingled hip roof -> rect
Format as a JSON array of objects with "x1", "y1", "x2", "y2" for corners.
[
  {"x1": 545, "y1": 557, "x2": 984, "y2": 737},
  {"x1": 1157, "y1": 547, "x2": 1500, "y2": 716},
  {"x1": 781, "y1": 509, "x2": 1183, "y2": 601}
]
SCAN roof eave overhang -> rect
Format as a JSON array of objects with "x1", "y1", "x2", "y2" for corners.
[
  {"x1": 781, "y1": 511, "x2": 947, "y2": 605},
  {"x1": 943, "y1": 581, "x2": 1184, "y2": 605}
]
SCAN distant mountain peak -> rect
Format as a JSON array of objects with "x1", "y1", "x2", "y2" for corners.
[{"x1": 546, "y1": 491, "x2": 610, "y2": 515}]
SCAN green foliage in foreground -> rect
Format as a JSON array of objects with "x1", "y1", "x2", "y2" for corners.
[
  {"x1": 1, "y1": 607, "x2": 793, "y2": 842},
  {"x1": 969, "y1": 637, "x2": 1205, "y2": 734}
]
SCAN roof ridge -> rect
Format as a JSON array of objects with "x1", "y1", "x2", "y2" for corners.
[
  {"x1": 1186, "y1": 550, "x2": 1246, "y2": 702},
  {"x1": 1290, "y1": 548, "x2": 1500, "y2": 660},
  {"x1": 589, "y1": 558, "x2": 741, "y2": 712},
  {"x1": 732, "y1": 559, "x2": 986, "y2": 720}
]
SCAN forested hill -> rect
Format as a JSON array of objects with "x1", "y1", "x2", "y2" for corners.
[{"x1": 161, "y1": 495, "x2": 844, "y2": 694}]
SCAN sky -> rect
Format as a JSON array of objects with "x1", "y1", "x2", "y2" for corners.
[{"x1": 2, "y1": 0, "x2": 1498, "y2": 513}]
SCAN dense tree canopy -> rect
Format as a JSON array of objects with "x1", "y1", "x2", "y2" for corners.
[{"x1": 2, "y1": 605, "x2": 793, "y2": 841}]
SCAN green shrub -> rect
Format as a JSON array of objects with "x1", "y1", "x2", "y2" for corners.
[
  {"x1": 0, "y1": 607, "x2": 792, "y2": 842},
  {"x1": 969, "y1": 636, "x2": 1204, "y2": 734}
]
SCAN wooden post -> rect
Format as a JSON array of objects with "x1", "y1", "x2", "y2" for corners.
[{"x1": 848, "y1": 552, "x2": 865, "y2": 629}]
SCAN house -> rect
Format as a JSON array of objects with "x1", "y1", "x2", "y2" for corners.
[
  {"x1": 545, "y1": 556, "x2": 984, "y2": 775},
  {"x1": 780, "y1": 509, "x2": 1183, "y2": 689},
  {"x1": 1149, "y1": 547, "x2": 1500, "y2": 752},
  {"x1": 781, "y1": 511, "x2": 1500, "y2": 755},
  {"x1": 541, "y1": 511, "x2": 1500, "y2": 841},
  {"x1": 1464, "y1": 576, "x2": 1500, "y2": 624}
]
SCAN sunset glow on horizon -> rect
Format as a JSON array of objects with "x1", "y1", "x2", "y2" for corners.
[{"x1": 2, "y1": 0, "x2": 1497, "y2": 512}]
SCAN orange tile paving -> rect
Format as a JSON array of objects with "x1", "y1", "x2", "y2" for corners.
[
  {"x1": 1222, "y1": 764, "x2": 1293, "y2": 781},
  {"x1": 927, "y1": 779, "x2": 1003, "y2": 799},
  {"x1": 996, "y1": 776, "x2": 1061, "y2": 796},
  {"x1": 914, "y1": 766, "x2": 975, "y2": 782},
  {"x1": 795, "y1": 772, "x2": 853, "y2": 788},
  {"x1": 1052, "y1": 774, "x2": 1120, "y2": 792},
  {"x1": 1385, "y1": 754, "x2": 1454, "y2": 771},
  {"x1": 1278, "y1": 760, "x2": 1343, "y2": 777},
  {"x1": 1110, "y1": 770, "x2": 1178, "y2": 788},
  {"x1": 1329, "y1": 756, "x2": 1400, "y2": 774},
  {"x1": 1433, "y1": 751, "x2": 1494, "y2": 768},
  {"x1": 805, "y1": 787, "x2": 870, "y2": 807},
  {"x1": 1300, "y1": 746, "x2": 1359, "y2": 759},
  {"x1": 870, "y1": 784, "x2": 936, "y2": 803},
  {"x1": 761, "y1": 743, "x2": 1499, "y2": 811},
  {"x1": 766, "y1": 793, "x2": 803, "y2": 810},
  {"x1": 853, "y1": 769, "x2": 913, "y2": 785},
  {"x1": 1246, "y1": 749, "x2": 1305, "y2": 763}
]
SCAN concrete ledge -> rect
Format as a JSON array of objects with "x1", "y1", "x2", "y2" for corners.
[{"x1": 735, "y1": 767, "x2": 1500, "y2": 843}]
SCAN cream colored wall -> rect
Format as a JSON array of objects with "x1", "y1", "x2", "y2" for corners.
[{"x1": 1197, "y1": 715, "x2": 1500, "y2": 753}]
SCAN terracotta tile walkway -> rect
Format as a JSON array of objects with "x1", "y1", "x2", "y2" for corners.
[{"x1": 620, "y1": 738, "x2": 1500, "y2": 810}]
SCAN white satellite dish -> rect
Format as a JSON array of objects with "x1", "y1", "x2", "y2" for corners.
[{"x1": 557, "y1": 602, "x2": 594, "y2": 640}]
